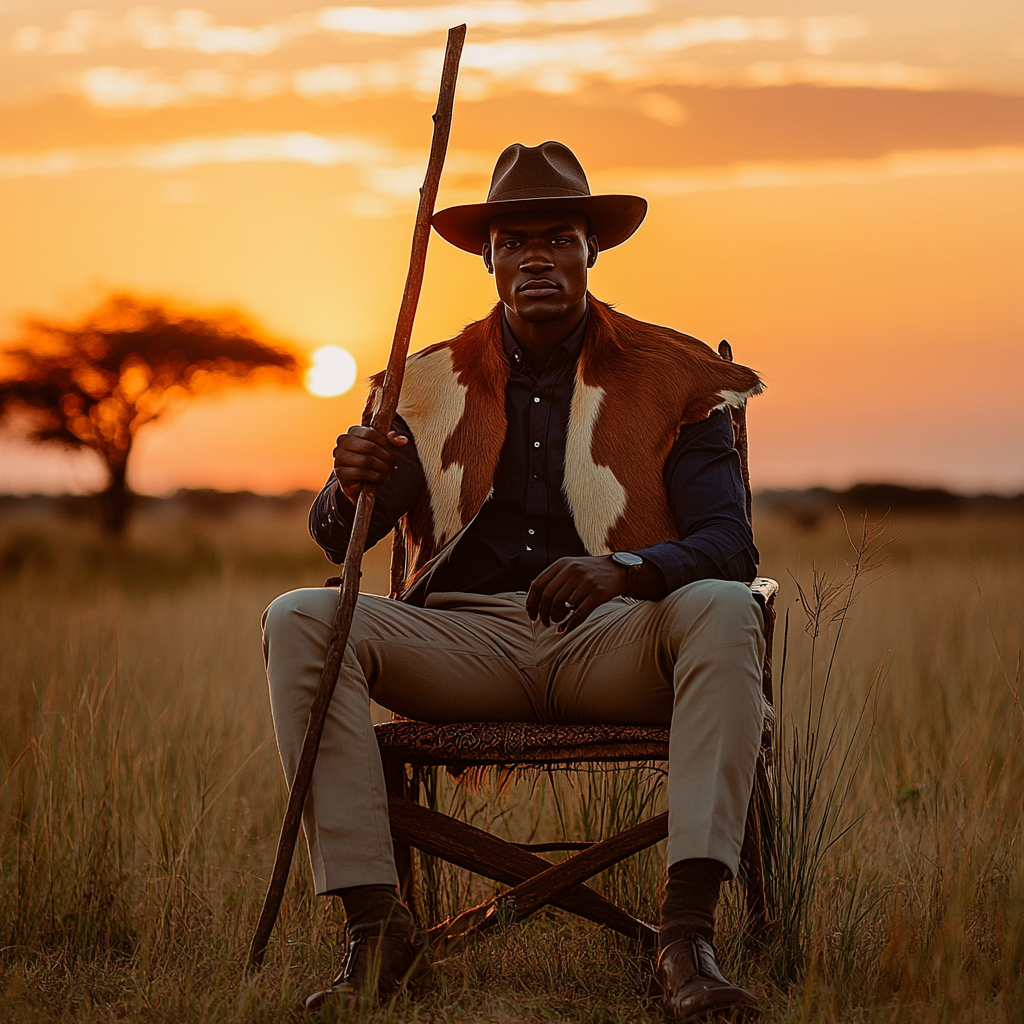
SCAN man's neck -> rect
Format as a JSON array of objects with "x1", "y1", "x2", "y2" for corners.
[{"x1": 504, "y1": 298, "x2": 588, "y2": 373}]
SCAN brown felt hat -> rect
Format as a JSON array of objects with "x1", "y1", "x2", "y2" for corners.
[{"x1": 432, "y1": 141, "x2": 647, "y2": 254}]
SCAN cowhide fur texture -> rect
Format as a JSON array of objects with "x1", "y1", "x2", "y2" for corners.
[{"x1": 362, "y1": 295, "x2": 763, "y2": 601}]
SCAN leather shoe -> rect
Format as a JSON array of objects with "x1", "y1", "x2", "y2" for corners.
[
  {"x1": 304, "y1": 929, "x2": 424, "y2": 1013},
  {"x1": 653, "y1": 934, "x2": 760, "y2": 1021}
]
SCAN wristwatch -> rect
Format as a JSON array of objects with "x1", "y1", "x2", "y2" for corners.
[{"x1": 611, "y1": 551, "x2": 644, "y2": 592}]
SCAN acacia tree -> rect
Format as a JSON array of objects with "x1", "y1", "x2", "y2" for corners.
[{"x1": 0, "y1": 292, "x2": 300, "y2": 535}]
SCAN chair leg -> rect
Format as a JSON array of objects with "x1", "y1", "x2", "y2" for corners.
[
  {"x1": 739, "y1": 591, "x2": 778, "y2": 944},
  {"x1": 739, "y1": 740, "x2": 773, "y2": 944},
  {"x1": 739, "y1": 791, "x2": 767, "y2": 941},
  {"x1": 757, "y1": 600, "x2": 778, "y2": 933},
  {"x1": 382, "y1": 758, "x2": 418, "y2": 921},
  {"x1": 427, "y1": 812, "x2": 669, "y2": 954},
  {"x1": 387, "y1": 794, "x2": 659, "y2": 947}
]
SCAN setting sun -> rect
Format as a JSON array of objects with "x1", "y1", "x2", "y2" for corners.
[{"x1": 305, "y1": 345, "x2": 358, "y2": 398}]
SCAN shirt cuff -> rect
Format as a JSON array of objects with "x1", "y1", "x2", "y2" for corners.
[
  {"x1": 630, "y1": 545, "x2": 673, "y2": 600},
  {"x1": 327, "y1": 479, "x2": 355, "y2": 527}
]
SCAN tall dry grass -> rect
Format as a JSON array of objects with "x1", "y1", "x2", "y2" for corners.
[{"x1": 1, "y1": 500, "x2": 1022, "y2": 1022}]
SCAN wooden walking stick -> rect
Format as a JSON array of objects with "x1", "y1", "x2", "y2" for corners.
[{"x1": 247, "y1": 23, "x2": 467, "y2": 970}]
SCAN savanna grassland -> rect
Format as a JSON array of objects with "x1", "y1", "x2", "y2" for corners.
[{"x1": 1, "y1": 495, "x2": 1022, "y2": 1023}]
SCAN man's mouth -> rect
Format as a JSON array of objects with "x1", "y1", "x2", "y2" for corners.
[{"x1": 518, "y1": 279, "x2": 560, "y2": 297}]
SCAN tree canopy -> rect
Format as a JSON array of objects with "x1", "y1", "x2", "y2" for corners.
[{"x1": 0, "y1": 292, "x2": 300, "y2": 534}]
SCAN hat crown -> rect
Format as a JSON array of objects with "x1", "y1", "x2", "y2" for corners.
[{"x1": 487, "y1": 141, "x2": 592, "y2": 203}]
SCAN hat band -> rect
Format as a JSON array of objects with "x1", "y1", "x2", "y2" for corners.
[{"x1": 487, "y1": 186, "x2": 592, "y2": 202}]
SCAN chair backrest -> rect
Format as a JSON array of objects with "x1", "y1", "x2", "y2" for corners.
[{"x1": 717, "y1": 339, "x2": 753, "y2": 526}]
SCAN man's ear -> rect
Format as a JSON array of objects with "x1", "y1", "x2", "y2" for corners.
[
  {"x1": 586, "y1": 234, "x2": 599, "y2": 269},
  {"x1": 482, "y1": 242, "x2": 494, "y2": 274}
]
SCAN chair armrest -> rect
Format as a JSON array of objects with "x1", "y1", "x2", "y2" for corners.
[{"x1": 748, "y1": 577, "x2": 778, "y2": 610}]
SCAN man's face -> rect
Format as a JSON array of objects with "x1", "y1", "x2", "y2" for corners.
[{"x1": 483, "y1": 211, "x2": 598, "y2": 323}]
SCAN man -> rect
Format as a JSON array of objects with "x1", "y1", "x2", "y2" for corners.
[{"x1": 263, "y1": 141, "x2": 767, "y2": 1020}]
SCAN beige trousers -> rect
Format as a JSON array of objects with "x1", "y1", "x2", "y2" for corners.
[{"x1": 262, "y1": 581, "x2": 766, "y2": 894}]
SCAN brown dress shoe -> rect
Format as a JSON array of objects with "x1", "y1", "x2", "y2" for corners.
[
  {"x1": 303, "y1": 930, "x2": 424, "y2": 1014},
  {"x1": 654, "y1": 934, "x2": 760, "y2": 1021}
]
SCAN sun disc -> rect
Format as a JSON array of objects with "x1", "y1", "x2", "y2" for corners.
[{"x1": 305, "y1": 346, "x2": 357, "y2": 397}]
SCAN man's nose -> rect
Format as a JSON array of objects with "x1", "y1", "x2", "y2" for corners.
[{"x1": 519, "y1": 247, "x2": 555, "y2": 271}]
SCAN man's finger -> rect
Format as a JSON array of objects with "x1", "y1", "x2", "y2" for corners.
[
  {"x1": 343, "y1": 435, "x2": 399, "y2": 463},
  {"x1": 337, "y1": 465, "x2": 390, "y2": 484},
  {"x1": 526, "y1": 561, "x2": 564, "y2": 619},
  {"x1": 334, "y1": 451, "x2": 395, "y2": 477},
  {"x1": 344, "y1": 425, "x2": 391, "y2": 447},
  {"x1": 557, "y1": 592, "x2": 601, "y2": 634},
  {"x1": 545, "y1": 578, "x2": 580, "y2": 625},
  {"x1": 535, "y1": 568, "x2": 576, "y2": 626},
  {"x1": 554, "y1": 582, "x2": 592, "y2": 632},
  {"x1": 335, "y1": 438, "x2": 398, "y2": 469}
]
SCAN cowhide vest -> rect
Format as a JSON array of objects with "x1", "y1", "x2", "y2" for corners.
[{"x1": 363, "y1": 295, "x2": 763, "y2": 602}]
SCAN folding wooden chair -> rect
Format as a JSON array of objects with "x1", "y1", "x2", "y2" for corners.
[{"x1": 374, "y1": 341, "x2": 778, "y2": 952}]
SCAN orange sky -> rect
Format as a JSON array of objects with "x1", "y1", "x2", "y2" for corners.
[{"x1": 1, "y1": 1, "x2": 1023, "y2": 494}]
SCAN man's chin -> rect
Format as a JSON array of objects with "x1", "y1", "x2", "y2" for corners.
[{"x1": 507, "y1": 299, "x2": 577, "y2": 324}]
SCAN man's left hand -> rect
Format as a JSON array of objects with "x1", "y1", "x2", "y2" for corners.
[{"x1": 526, "y1": 555, "x2": 627, "y2": 633}]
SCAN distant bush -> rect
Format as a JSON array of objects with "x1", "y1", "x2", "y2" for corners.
[{"x1": 757, "y1": 483, "x2": 1024, "y2": 531}]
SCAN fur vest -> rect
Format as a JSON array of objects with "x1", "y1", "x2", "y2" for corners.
[{"x1": 363, "y1": 296, "x2": 763, "y2": 601}]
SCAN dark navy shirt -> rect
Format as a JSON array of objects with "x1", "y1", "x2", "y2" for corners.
[{"x1": 310, "y1": 308, "x2": 759, "y2": 600}]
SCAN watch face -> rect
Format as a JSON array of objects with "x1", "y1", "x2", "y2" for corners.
[{"x1": 613, "y1": 551, "x2": 644, "y2": 568}]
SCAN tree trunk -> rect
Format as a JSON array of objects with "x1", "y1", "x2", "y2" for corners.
[{"x1": 99, "y1": 459, "x2": 133, "y2": 538}]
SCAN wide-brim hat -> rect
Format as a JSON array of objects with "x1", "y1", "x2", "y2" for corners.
[{"x1": 432, "y1": 141, "x2": 647, "y2": 254}]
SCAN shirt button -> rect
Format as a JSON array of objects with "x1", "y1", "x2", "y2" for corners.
[
  {"x1": 528, "y1": 529, "x2": 535, "y2": 535},
  {"x1": 533, "y1": 396, "x2": 541, "y2": 403},
  {"x1": 533, "y1": 441, "x2": 541, "y2": 448}
]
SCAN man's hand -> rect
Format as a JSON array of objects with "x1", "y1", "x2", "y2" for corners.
[
  {"x1": 526, "y1": 555, "x2": 628, "y2": 633},
  {"x1": 333, "y1": 425, "x2": 409, "y2": 505}
]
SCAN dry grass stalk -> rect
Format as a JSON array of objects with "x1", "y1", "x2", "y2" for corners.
[{"x1": 1, "y1": 502, "x2": 1022, "y2": 1021}]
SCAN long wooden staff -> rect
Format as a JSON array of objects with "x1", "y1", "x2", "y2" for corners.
[{"x1": 248, "y1": 24, "x2": 467, "y2": 970}]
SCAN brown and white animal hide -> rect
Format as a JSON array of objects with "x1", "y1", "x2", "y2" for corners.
[{"x1": 362, "y1": 295, "x2": 763, "y2": 600}]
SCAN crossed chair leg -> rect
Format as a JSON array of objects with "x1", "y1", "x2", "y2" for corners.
[
  {"x1": 373, "y1": 765, "x2": 768, "y2": 1021},
  {"x1": 387, "y1": 793, "x2": 664, "y2": 954},
  {"x1": 384, "y1": 796, "x2": 762, "y2": 1020}
]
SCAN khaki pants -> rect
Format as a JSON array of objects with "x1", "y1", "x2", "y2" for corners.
[{"x1": 262, "y1": 581, "x2": 766, "y2": 894}]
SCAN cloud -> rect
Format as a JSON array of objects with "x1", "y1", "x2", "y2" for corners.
[
  {"x1": 13, "y1": 8, "x2": 305, "y2": 56},
  {"x1": 0, "y1": 131, "x2": 490, "y2": 215},
  {"x1": 317, "y1": 0, "x2": 653, "y2": 37},
  {"x1": 595, "y1": 146, "x2": 1024, "y2": 196},
  {"x1": 10, "y1": 1, "x2": 653, "y2": 57},
  {"x1": 15, "y1": 6, "x2": 878, "y2": 102},
  {"x1": 66, "y1": 12, "x2": 905, "y2": 111},
  {"x1": 745, "y1": 58, "x2": 946, "y2": 91},
  {"x1": 441, "y1": 21, "x2": 941, "y2": 98},
  {"x1": 73, "y1": 50, "x2": 952, "y2": 111},
  {"x1": 799, "y1": 16, "x2": 866, "y2": 56},
  {"x1": 450, "y1": 18, "x2": 792, "y2": 95},
  {"x1": 3, "y1": 132, "x2": 1021, "y2": 216},
  {"x1": 10, "y1": 5, "x2": 868, "y2": 58},
  {"x1": 78, "y1": 67, "x2": 237, "y2": 108},
  {"x1": 635, "y1": 92, "x2": 688, "y2": 127},
  {"x1": 62, "y1": 10, "x2": 953, "y2": 112},
  {"x1": 0, "y1": 131, "x2": 414, "y2": 177}
]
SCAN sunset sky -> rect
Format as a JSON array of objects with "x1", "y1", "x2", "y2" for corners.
[{"x1": 1, "y1": 0, "x2": 1022, "y2": 496}]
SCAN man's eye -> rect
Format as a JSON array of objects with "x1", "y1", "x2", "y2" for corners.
[
  {"x1": 502, "y1": 239, "x2": 520, "y2": 249},
  {"x1": 552, "y1": 237, "x2": 571, "y2": 245}
]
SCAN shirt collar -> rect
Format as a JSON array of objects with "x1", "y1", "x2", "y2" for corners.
[{"x1": 502, "y1": 303, "x2": 589, "y2": 370}]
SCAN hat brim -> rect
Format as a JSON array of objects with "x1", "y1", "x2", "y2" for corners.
[{"x1": 431, "y1": 194, "x2": 648, "y2": 254}]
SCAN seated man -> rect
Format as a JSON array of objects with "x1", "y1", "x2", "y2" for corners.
[{"x1": 263, "y1": 141, "x2": 767, "y2": 1021}]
